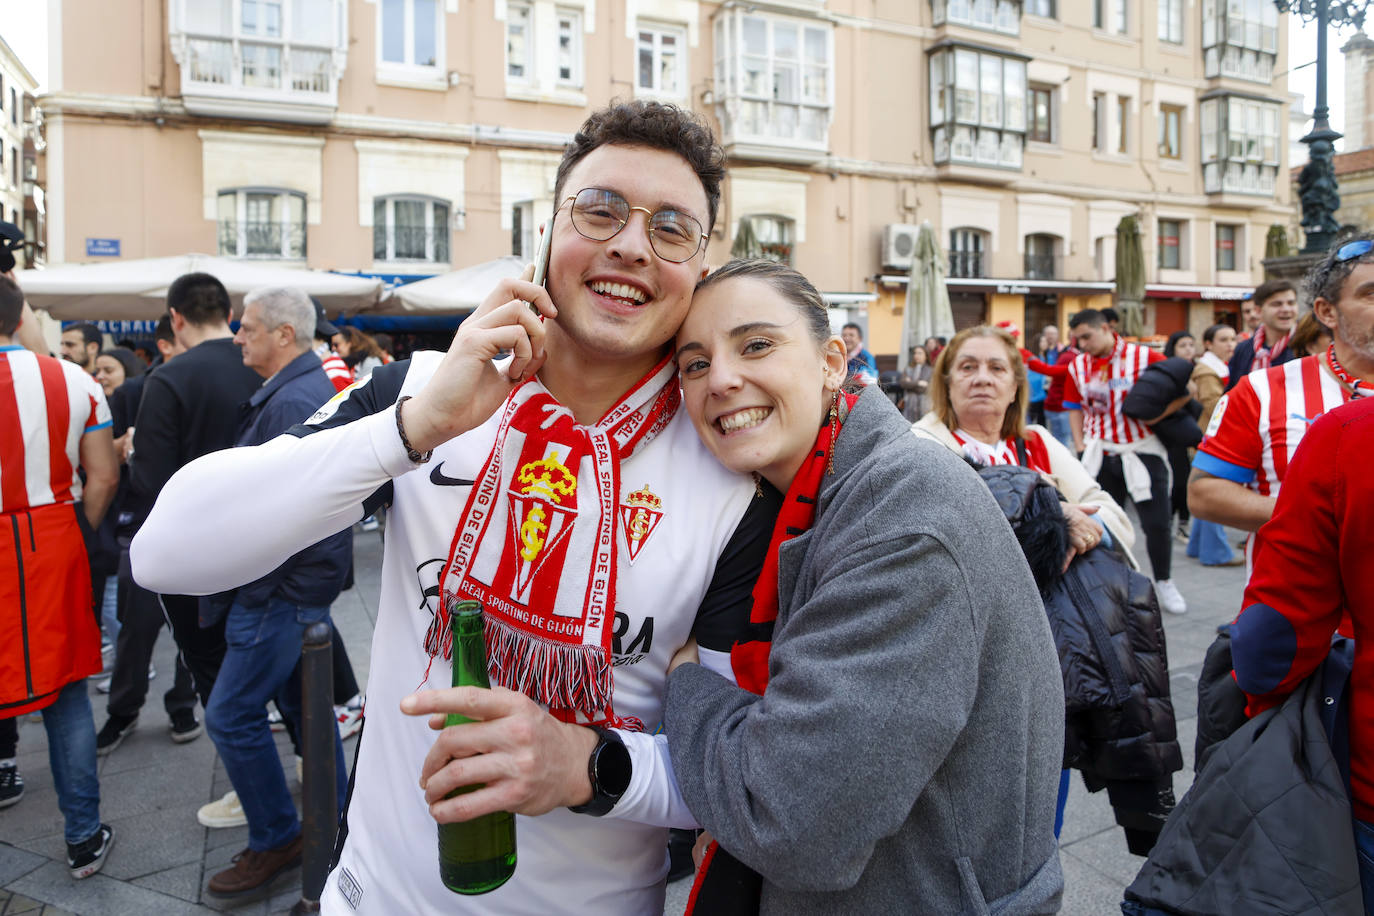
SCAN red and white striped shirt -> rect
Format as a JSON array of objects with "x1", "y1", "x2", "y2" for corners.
[
  {"x1": 1194, "y1": 355, "x2": 1359, "y2": 498},
  {"x1": 1063, "y1": 336, "x2": 1165, "y2": 445},
  {"x1": 0, "y1": 345, "x2": 111, "y2": 513},
  {"x1": 951, "y1": 428, "x2": 1053, "y2": 473},
  {"x1": 315, "y1": 344, "x2": 354, "y2": 393}
]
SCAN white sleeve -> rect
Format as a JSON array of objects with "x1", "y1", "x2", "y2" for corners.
[
  {"x1": 606, "y1": 730, "x2": 700, "y2": 829},
  {"x1": 130, "y1": 406, "x2": 414, "y2": 596}
]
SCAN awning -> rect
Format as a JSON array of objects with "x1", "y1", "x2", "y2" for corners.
[
  {"x1": 16, "y1": 254, "x2": 384, "y2": 320},
  {"x1": 1145, "y1": 284, "x2": 1252, "y2": 301},
  {"x1": 821, "y1": 292, "x2": 878, "y2": 306},
  {"x1": 877, "y1": 276, "x2": 1115, "y2": 295}
]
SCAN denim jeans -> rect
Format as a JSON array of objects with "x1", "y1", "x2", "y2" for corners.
[
  {"x1": 42, "y1": 680, "x2": 102, "y2": 845},
  {"x1": 205, "y1": 597, "x2": 348, "y2": 852},
  {"x1": 1187, "y1": 518, "x2": 1236, "y2": 566},
  {"x1": 1045, "y1": 409, "x2": 1074, "y2": 451},
  {"x1": 1355, "y1": 819, "x2": 1374, "y2": 914},
  {"x1": 100, "y1": 577, "x2": 120, "y2": 644}
]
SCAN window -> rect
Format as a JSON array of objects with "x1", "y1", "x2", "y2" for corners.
[
  {"x1": 9, "y1": 154, "x2": 15, "y2": 190},
  {"x1": 380, "y1": 0, "x2": 441, "y2": 70},
  {"x1": 748, "y1": 215, "x2": 795, "y2": 265},
  {"x1": 1216, "y1": 223, "x2": 1239, "y2": 270},
  {"x1": 511, "y1": 201, "x2": 534, "y2": 258},
  {"x1": 1029, "y1": 86, "x2": 1053, "y2": 142},
  {"x1": 1024, "y1": 233, "x2": 1058, "y2": 278},
  {"x1": 373, "y1": 195, "x2": 450, "y2": 263},
  {"x1": 1026, "y1": 0, "x2": 1055, "y2": 17},
  {"x1": 174, "y1": 0, "x2": 342, "y2": 103},
  {"x1": 1158, "y1": 104, "x2": 1182, "y2": 159},
  {"x1": 929, "y1": 47, "x2": 1027, "y2": 168},
  {"x1": 949, "y1": 228, "x2": 987, "y2": 277},
  {"x1": 1092, "y1": 93, "x2": 1105, "y2": 151},
  {"x1": 555, "y1": 9, "x2": 583, "y2": 87},
  {"x1": 637, "y1": 23, "x2": 685, "y2": 97},
  {"x1": 217, "y1": 189, "x2": 307, "y2": 259},
  {"x1": 1200, "y1": 95, "x2": 1281, "y2": 195},
  {"x1": 1116, "y1": 96, "x2": 1130, "y2": 154},
  {"x1": 8, "y1": 90, "x2": 14, "y2": 125},
  {"x1": 1202, "y1": 0, "x2": 1277, "y2": 81},
  {"x1": 931, "y1": 0, "x2": 1021, "y2": 35},
  {"x1": 1158, "y1": 218, "x2": 1181, "y2": 269},
  {"x1": 713, "y1": 11, "x2": 833, "y2": 149},
  {"x1": 507, "y1": 1, "x2": 532, "y2": 83},
  {"x1": 1094, "y1": 0, "x2": 1126, "y2": 32},
  {"x1": 1158, "y1": 0, "x2": 1182, "y2": 42}
]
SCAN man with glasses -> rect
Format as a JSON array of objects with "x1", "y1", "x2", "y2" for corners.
[
  {"x1": 1190, "y1": 236, "x2": 1371, "y2": 570},
  {"x1": 132, "y1": 102, "x2": 770, "y2": 913}
]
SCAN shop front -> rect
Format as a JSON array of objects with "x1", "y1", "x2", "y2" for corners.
[{"x1": 1144, "y1": 284, "x2": 1253, "y2": 338}]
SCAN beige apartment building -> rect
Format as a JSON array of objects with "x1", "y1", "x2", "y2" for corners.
[
  {"x1": 0, "y1": 36, "x2": 39, "y2": 266},
  {"x1": 39, "y1": 0, "x2": 1291, "y2": 360}
]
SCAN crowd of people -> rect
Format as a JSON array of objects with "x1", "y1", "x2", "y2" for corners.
[{"x1": 2, "y1": 99, "x2": 1372, "y2": 915}]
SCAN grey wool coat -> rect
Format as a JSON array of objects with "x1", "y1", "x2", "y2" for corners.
[{"x1": 665, "y1": 386, "x2": 1065, "y2": 915}]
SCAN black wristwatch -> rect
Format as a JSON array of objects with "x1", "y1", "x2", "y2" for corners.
[{"x1": 568, "y1": 726, "x2": 632, "y2": 817}]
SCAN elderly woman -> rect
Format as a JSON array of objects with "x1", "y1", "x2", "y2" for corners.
[
  {"x1": 913, "y1": 325, "x2": 1135, "y2": 566},
  {"x1": 914, "y1": 325, "x2": 1182, "y2": 853},
  {"x1": 666, "y1": 260, "x2": 1063, "y2": 914}
]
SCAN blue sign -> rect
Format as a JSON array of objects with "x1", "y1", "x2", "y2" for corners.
[{"x1": 85, "y1": 238, "x2": 121, "y2": 257}]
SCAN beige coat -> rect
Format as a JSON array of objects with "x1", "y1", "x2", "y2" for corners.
[{"x1": 912, "y1": 414, "x2": 1139, "y2": 569}]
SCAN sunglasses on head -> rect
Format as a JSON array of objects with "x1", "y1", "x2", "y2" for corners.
[{"x1": 1334, "y1": 239, "x2": 1374, "y2": 263}]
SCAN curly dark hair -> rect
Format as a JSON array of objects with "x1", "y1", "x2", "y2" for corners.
[
  {"x1": 1305, "y1": 232, "x2": 1374, "y2": 310},
  {"x1": 554, "y1": 100, "x2": 725, "y2": 233}
]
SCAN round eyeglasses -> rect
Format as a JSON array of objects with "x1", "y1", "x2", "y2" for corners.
[{"x1": 562, "y1": 188, "x2": 708, "y2": 263}]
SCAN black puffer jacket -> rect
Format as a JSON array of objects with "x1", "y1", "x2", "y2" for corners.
[{"x1": 978, "y1": 464, "x2": 1183, "y2": 853}]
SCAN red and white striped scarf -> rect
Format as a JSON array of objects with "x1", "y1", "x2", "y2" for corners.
[
  {"x1": 1249, "y1": 325, "x2": 1290, "y2": 373},
  {"x1": 951, "y1": 428, "x2": 1053, "y2": 473},
  {"x1": 428, "y1": 355, "x2": 680, "y2": 730}
]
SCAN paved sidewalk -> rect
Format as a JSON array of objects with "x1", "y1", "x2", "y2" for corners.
[{"x1": 3, "y1": 523, "x2": 1248, "y2": 914}]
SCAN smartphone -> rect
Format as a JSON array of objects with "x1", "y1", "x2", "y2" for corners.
[{"x1": 528, "y1": 215, "x2": 554, "y2": 315}]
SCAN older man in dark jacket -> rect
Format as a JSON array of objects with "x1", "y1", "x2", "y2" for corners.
[{"x1": 201, "y1": 287, "x2": 350, "y2": 899}]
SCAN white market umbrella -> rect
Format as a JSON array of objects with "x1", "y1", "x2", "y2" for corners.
[
  {"x1": 901, "y1": 222, "x2": 956, "y2": 369},
  {"x1": 15, "y1": 254, "x2": 384, "y2": 321},
  {"x1": 374, "y1": 256, "x2": 527, "y2": 315}
]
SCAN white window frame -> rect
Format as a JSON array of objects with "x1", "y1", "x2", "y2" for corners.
[
  {"x1": 217, "y1": 187, "x2": 307, "y2": 260},
  {"x1": 373, "y1": 194, "x2": 451, "y2": 264},
  {"x1": 1158, "y1": 0, "x2": 1183, "y2": 43},
  {"x1": 929, "y1": 46, "x2": 1028, "y2": 169},
  {"x1": 1200, "y1": 95, "x2": 1281, "y2": 195},
  {"x1": 713, "y1": 9, "x2": 835, "y2": 152},
  {"x1": 635, "y1": 20, "x2": 687, "y2": 99},
  {"x1": 376, "y1": 0, "x2": 445, "y2": 79},
  {"x1": 1158, "y1": 103, "x2": 1184, "y2": 159},
  {"x1": 746, "y1": 214, "x2": 795, "y2": 265},
  {"x1": 1216, "y1": 222, "x2": 1242, "y2": 271},
  {"x1": 555, "y1": 7, "x2": 584, "y2": 87},
  {"x1": 931, "y1": 0, "x2": 1021, "y2": 36},
  {"x1": 949, "y1": 227, "x2": 989, "y2": 277},
  {"x1": 1094, "y1": 0, "x2": 1127, "y2": 34},
  {"x1": 506, "y1": 1, "x2": 534, "y2": 85}
]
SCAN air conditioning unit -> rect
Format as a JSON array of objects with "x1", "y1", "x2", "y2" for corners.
[{"x1": 882, "y1": 224, "x2": 920, "y2": 271}]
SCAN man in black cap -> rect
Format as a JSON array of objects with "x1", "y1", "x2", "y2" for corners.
[{"x1": 310, "y1": 300, "x2": 352, "y2": 393}]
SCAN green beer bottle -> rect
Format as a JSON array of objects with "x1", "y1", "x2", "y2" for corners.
[{"x1": 437, "y1": 600, "x2": 517, "y2": 895}]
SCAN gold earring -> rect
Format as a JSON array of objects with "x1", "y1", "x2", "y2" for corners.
[{"x1": 827, "y1": 387, "x2": 840, "y2": 476}]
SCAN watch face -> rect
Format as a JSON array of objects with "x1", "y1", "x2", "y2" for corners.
[{"x1": 597, "y1": 738, "x2": 632, "y2": 799}]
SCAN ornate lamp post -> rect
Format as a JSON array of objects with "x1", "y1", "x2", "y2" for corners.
[{"x1": 1278, "y1": 0, "x2": 1369, "y2": 252}]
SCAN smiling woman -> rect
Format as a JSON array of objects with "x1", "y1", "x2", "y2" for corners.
[{"x1": 665, "y1": 258, "x2": 1066, "y2": 914}]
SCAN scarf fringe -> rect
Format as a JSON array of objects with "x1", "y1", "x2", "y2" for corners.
[{"x1": 484, "y1": 613, "x2": 613, "y2": 712}]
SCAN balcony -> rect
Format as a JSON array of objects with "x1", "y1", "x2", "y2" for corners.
[
  {"x1": 1023, "y1": 253, "x2": 1060, "y2": 279},
  {"x1": 218, "y1": 220, "x2": 307, "y2": 260},
  {"x1": 949, "y1": 251, "x2": 985, "y2": 278},
  {"x1": 169, "y1": 0, "x2": 348, "y2": 125}
]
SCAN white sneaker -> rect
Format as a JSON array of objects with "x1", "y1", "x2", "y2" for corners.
[
  {"x1": 335, "y1": 694, "x2": 364, "y2": 740},
  {"x1": 197, "y1": 790, "x2": 247, "y2": 828},
  {"x1": 1155, "y1": 579, "x2": 1188, "y2": 615}
]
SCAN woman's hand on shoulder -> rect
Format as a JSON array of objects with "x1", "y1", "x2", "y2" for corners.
[{"x1": 401, "y1": 265, "x2": 557, "y2": 451}]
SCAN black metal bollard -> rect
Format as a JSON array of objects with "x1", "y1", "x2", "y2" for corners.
[{"x1": 291, "y1": 622, "x2": 336, "y2": 915}]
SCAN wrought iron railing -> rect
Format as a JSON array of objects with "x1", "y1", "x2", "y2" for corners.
[
  {"x1": 948, "y1": 250, "x2": 984, "y2": 278},
  {"x1": 218, "y1": 220, "x2": 307, "y2": 259}
]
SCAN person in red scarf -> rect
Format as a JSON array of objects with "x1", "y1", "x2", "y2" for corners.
[
  {"x1": 1225, "y1": 280, "x2": 1297, "y2": 391},
  {"x1": 914, "y1": 324, "x2": 1136, "y2": 571},
  {"x1": 663, "y1": 260, "x2": 1065, "y2": 914},
  {"x1": 132, "y1": 102, "x2": 775, "y2": 914}
]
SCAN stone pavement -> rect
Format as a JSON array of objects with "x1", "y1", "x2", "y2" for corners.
[{"x1": 2, "y1": 522, "x2": 1249, "y2": 915}]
